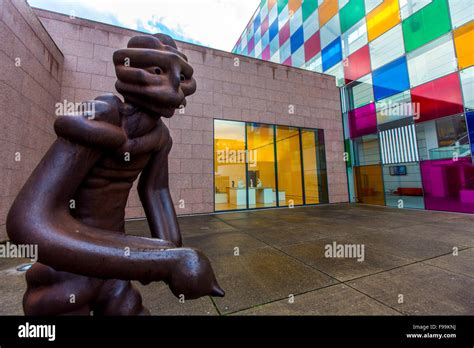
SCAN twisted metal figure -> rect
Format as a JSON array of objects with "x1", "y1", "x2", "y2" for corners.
[{"x1": 6, "y1": 34, "x2": 224, "y2": 315}]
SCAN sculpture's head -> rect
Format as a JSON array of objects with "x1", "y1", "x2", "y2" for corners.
[{"x1": 113, "y1": 34, "x2": 196, "y2": 118}]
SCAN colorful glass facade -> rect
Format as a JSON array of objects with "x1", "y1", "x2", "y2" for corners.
[{"x1": 233, "y1": 0, "x2": 474, "y2": 214}]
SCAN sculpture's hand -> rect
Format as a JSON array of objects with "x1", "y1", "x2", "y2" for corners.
[{"x1": 166, "y1": 248, "x2": 225, "y2": 299}]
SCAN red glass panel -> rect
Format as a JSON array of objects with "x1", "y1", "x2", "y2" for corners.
[
  {"x1": 349, "y1": 103, "x2": 377, "y2": 139},
  {"x1": 261, "y1": 16, "x2": 269, "y2": 35},
  {"x1": 304, "y1": 31, "x2": 321, "y2": 62},
  {"x1": 411, "y1": 73, "x2": 464, "y2": 123},
  {"x1": 344, "y1": 45, "x2": 371, "y2": 83},
  {"x1": 282, "y1": 56, "x2": 292, "y2": 66},
  {"x1": 279, "y1": 21, "x2": 291, "y2": 46}
]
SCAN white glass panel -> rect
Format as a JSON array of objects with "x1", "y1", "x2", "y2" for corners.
[
  {"x1": 320, "y1": 14, "x2": 341, "y2": 49},
  {"x1": 260, "y1": 3, "x2": 269, "y2": 19},
  {"x1": 280, "y1": 39, "x2": 291, "y2": 61},
  {"x1": 255, "y1": 41, "x2": 262, "y2": 58},
  {"x1": 460, "y1": 66, "x2": 474, "y2": 110},
  {"x1": 303, "y1": 9, "x2": 319, "y2": 40},
  {"x1": 351, "y1": 74, "x2": 374, "y2": 109},
  {"x1": 306, "y1": 52, "x2": 323, "y2": 73},
  {"x1": 292, "y1": 45, "x2": 306, "y2": 68},
  {"x1": 369, "y1": 24, "x2": 405, "y2": 70},
  {"x1": 342, "y1": 18, "x2": 368, "y2": 58},
  {"x1": 279, "y1": 5, "x2": 289, "y2": 29},
  {"x1": 365, "y1": 0, "x2": 383, "y2": 14},
  {"x1": 376, "y1": 91, "x2": 414, "y2": 125},
  {"x1": 399, "y1": 0, "x2": 432, "y2": 20},
  {"x1": 270, "y1": 50, "x2": 280, "y2": 63},
  {"x1": 290, "y1": 7, "x2": 303, "y2": 35},
  {"x1": 325, "y1": 62, "x2": 345, "y2": 86},
  {"x1": 448, "y1": 0, "x2": 473, "y2": 29},
  {"x1": 269, "y1": 3, "x2": 278, "y2": 24},
  {"x1": 339, "y1": 0, "x2": 350, "y2": 9},
  {"x1": 407, "y1": 33, "x2": 457, "y2": 87}
]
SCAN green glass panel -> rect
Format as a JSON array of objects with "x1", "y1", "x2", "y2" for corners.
[
  {"x1": 302, "y1": 0, "x2": 318, "y2": 21},
  {"x1": 340, "y1": 0, "x2": 365, "y2": 33},
  {"x1": 402, "y1": 0, "x2": 452, "y2": 53},
  {"x1": 277, "y1": 0, "x2": 288, "y2": 13}
]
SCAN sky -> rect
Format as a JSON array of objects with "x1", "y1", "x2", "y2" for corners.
[{"x1": 27, "y1": 0, "x2": 259, "y2": 52}]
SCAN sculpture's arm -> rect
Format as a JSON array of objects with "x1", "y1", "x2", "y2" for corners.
[{"x1": 138, "y1": 121, "x2": 182, "y2": 247}]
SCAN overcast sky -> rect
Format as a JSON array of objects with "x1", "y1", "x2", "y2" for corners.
[{"x1": 28, "y1": 0, "x2": 259, "y2": 51}]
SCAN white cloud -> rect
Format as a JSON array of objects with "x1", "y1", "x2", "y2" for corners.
[{"x1": 28, "y1": 0, "x2": 259, "y2": 51}]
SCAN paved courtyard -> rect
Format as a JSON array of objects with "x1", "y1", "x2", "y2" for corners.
[{"x1": 1, "y1": 204, "x2": 473, "y2": 315}]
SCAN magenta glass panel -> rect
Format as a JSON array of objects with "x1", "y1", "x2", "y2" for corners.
[
  {"x1": 349, "y1": 103, "x2": 377, "y2": 139},
  {"x1": 262, "y1": 45, "x2": 270, "y2": 60},
  {"x1": 420, "y1": 157, "x2": 474, "y2": 214}
]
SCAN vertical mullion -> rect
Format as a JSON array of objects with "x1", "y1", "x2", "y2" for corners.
[
  {"x1": 245, "y1": 123, "x2": 249, "y2": 210},
  {"x1": 299, "y1": 129, "x2": 306, "y2": 205},
  {"x1": 273, "y1": 125, "x2": 279, "y2": 208}
]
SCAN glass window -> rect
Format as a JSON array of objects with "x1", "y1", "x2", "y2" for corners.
[
  {"x1": 290, "y1": 6, "x2": 303, "y2": 35},
  {"x1": 369, "y1": 24, "x2": 405, "y2": 70},
  {"x1": 214, "y1": 120, "x2": 247, "y2": 211},
  {"x1": 453, "y1": 22, "x2": 474, "y2": 70},
  {"x1": 460, "y1": 66, "x2": 474, "y2": 111},
  {"x1": 420, "y1": 157, "x2": 474, "y2": 214},
  {"x1": 399, "y1": 0, "x2": 432, "y2": 20},
  {"x1": 379, "y1": 123, "x2": 420, "y2": 164},
  {"x1": 302, "y1": 0, "x2": 319, "y2": 22},
  {"x1": 344, "y1": 45, "x2": 371, "y2": 83},
  {"x1": 349, "y1": 103, "x2": 378, "y2": 138},
  {"x1": 348, "y1": 74, "x2": 374, "y2": 110},
  {"x1": 448, "y1": 0, "x2": 473, "y2": 29},
  {"x1": 292, "y1": 44, "x2": 306, "y2": 68},
  {"x1": 365, "y1": 0, "x2": 383, "y2": 14},
  {"x1": 326, "y1": 61, "x2": 345, "y2": 87},
  {"x1": 247, "y1": 123, "x2": 277, "y2": 209},
  {"x1": 354, "y1": 164, "x2": 385, "y2": 205},
  {"x1": 320, "y1": 14, "x2": 341, "y2": 49},
  {"x1": 376, "y1": 90, "x2": 414, "y2": 125},
  {"x1": 276, "y1": 126, "x2": 304, "y2": 206},
  {"x1": 319, "y1": 0, "x2": 339, "y2": 27},
  {"x1": 411, "y1": 73, "x2": 464, "y2": 123},
  {"x1": 366, "y1": 0, "x2": 400, "y2": 41},
  {"x1": 402, "y1": 0, "x2": 451, "y2": 53},
  {"x1": 302, "y1": 129, "x2": 329, "y2": 204},
  {"x1": 322, "y1": 37, "x2": 342, "y2": 71},
  {"x1": 416, "y1": 114, "x2": 469, "y2": 161},
  {"x1": 341, "y1": 18, "x2": 368, "y2": 59},
  {"x1": 304, "y1": 31, "x2": 321, "y2": 62},
  {"x1": 303, "y1": 8, "x2": 319, "y2": 41},
  {"x1": 340, "y1": 0, "x2": 366, "y2": 33},
  {"x1": 407, "y1": 33, "x2": 457, "y2": 88},
  {"x1": 372, "y1": 56, "x2": 410, "y2": 101},
  {"x1": 305, "y1": 52, "x2": 323, "y2": 72},
  {"x1": 383, "y1": 163, "x2": 425, "y2": 209}
]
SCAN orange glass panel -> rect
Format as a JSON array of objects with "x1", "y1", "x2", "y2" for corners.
[
  {"x1": 366, "y1": 0, "x2": 400, "y2": 42},
  {"x1": 354, "y1": 165, "x2": 385, "y2": 205},
  {"x1": 454, "y1": 22, "x2": 474, "y2": 70},
  {"x1": 268, "y1": 0, "x2": 277, "y2": 10},
  {"x1": 319, "y1": 0, "x2": 339, "y2": 28},
  {"x1": 289, "y1": 0, "x2": 302, "y2": 14}
]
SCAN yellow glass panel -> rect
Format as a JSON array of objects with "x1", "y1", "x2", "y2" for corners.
[
  {"x1": 454, "y1": 22, "x2": 474, "y2": 70},
  {"x1": 214, "y1": 120, "x2": 247, "y2": 211},
  {"x1": 301, "y1": 130, "x2": 320, "y2": 204},
  {"x1": 366, "y1": 0, "x2": 400, "y2": 42},
  {"x1": 319, "y1": 0, "x2": 339, "y2": 28},
  {"x1": 246, "y1": 123, "x2": 277, "y2": 208},
  {"x1": 354, "y1": 164, "x2": 385, "y2": 205},
  {"x1": 276, "y1": 126, "x2": 303, "y2": 206}
]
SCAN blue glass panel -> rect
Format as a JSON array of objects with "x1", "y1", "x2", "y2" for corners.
[
  {"x1": 254, "y1": 14, "x2": 261, "y2": 33},
  {"x1": 322, "y1": 38, "x2": 342, "y2": 71},
  {"x1": 467, "y1": 111, "x2": 474, "y2": 157},
  {"x1": 372, "y1": 56, "x2": 410, "y2": 101},
  {"x1": 291, "y1": 26, "x2": 304, "y2": 53},
  {"x1": 269, "y1": 18, "x2": 279, "y2": 41}
]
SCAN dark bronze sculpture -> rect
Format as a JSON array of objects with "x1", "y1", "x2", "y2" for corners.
[{"x1": 6, "y1": 34, "x2": 224, "y2": 315}]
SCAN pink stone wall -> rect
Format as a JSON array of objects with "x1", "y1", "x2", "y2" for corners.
[
  {"x1": 0, "y1": 5, "x2": 348, "y2": 238},
  {"x1": 0, "y1": 0, "x2": 64, "y2": 241}
]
